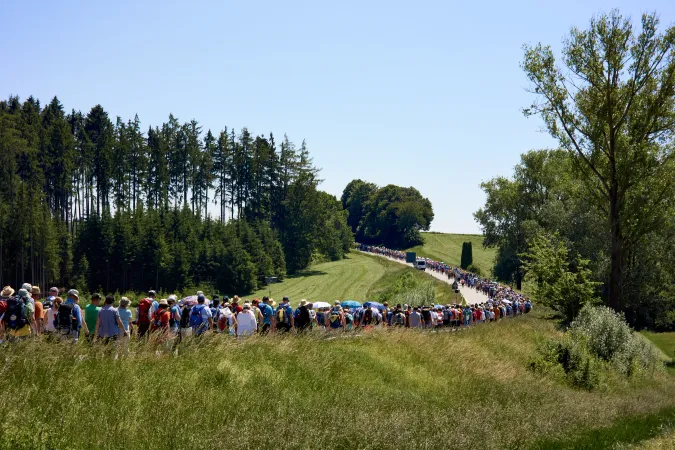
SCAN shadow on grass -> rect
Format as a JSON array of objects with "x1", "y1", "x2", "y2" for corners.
[
  {"x1": 286, "y1": 270, "x2": 328, "y2": 279},
  {"x1": 528, "y1": 407, "x2": 675, "y2": 449}
]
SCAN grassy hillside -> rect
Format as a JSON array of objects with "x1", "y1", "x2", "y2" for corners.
[
  {"x1": 406, "y1": 232, "x2": 496, "y2": 276},
  {"x1": 244, "y1": 251, "x2": 463, "y2": 305},
  {"x1": 2, "y1": 311, "x2": 675, "y2": 449}
]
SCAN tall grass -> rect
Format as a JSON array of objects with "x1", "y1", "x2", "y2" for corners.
[{"x1": 1, "y1": 311, "x2": 675, "y2": 449}]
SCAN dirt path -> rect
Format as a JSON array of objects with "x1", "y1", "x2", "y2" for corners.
[{"x1": 360, "y1": 251, "x2": 490, "y2": 305}]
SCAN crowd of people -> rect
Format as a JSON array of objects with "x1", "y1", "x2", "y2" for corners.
[{"x1": 0, "y1": 248, "x2": 532, "y2": 343}]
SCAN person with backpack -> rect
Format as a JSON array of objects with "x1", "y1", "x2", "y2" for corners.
[
  {"x1": 43, "y1": 287, "x2": 58, "y2": 310},
  {"x1": 179, "y1": 302, "x2": 193, "y2": 339},
  {"x1": 343, "y1": 307, "x2": 354, "y2": 330},
  {"x1": 294, "y1": 299, "x2": 312, "y2": 331},
  {"x1": 421, "y1": 306, "x2": 432, "y2": 329},
  {"x1": 391, "y1": 304, "x2": 406, "y2": 327},
  {"x1": 167, "y1": 295, "x2": 181, "y2": 335},
  {"x1": 150, "y1": 299, "x2": 171, "y2": 336},
  {"x1": 95, "y1": 294, "x2": 128, "y2": 343},
  {"x1": 259, "y1": 296, "x2": 275, "y2": 333},
  {"x1": 3, "y1": 287, "x2": 35, "y2": 339},
  {"x1": 362, "y1": 306, "x2": 374, "y2": 327},
  {"x1": 189, "y1": 294, "x2": 213, "y2": 337},
  {"x1": 44, "y1": 296, "x2": 62, "y2": 335},
  {"x1": 275, "y1": 296, "x2": 294, "y2": 332},
  {"x1": 326, "y1": 300, "x2": 345, "y2": 331},
  {"x1": 210, "y1": 298, "x2": 222, "y2": 332},
  {"x1": 57, "y1": 289, "x2": 85, "y2": 342},
  {"x1": 135, "y1": 291, "x2": 155, "y2": 338},
  {"x1": 219, "y1": 302, "x2": 237, "y2": 335}
]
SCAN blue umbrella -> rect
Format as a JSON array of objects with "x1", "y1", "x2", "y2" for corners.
[
  {"x1": 341, "y1": 300, "x2": 362, "y2": 308},
  {"x1": 363, "y1": 301, "x2": 386, "y2": 311}
]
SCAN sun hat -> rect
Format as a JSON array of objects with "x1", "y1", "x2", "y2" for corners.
[
  {"x1": 243, "y1": 302, "x2": 251, "y2": 309},
  {"x1": 21, "y1": 283, "x2": 32, "y2": 292},
  {"x1": 168, "y1": 294, "x2": 177, "y2": 301},
  {"x1": 300, "y1": 299, "x2": 308, "y2": 306},
  {"x1": 49, "y1": 286, "x2": 58, "y2": 294},
  {"x1": 31, "y1": 286, "x2": 41, "y2": 296},
  {"x1": 334, "y1": 300, "x2": 340, "y2": 305},
  {"x1": 158, "y1": 299, "x2": 169, "y2": 306},
  {"x1": 67, "y1": 289, "x2": 79, "y2": 299},
  {"x1": 17, "y1": 289, "x2": 30, "y2": 299},
  {"x1": 1, "y1": 286, "x2": 14, "y2": 297}
]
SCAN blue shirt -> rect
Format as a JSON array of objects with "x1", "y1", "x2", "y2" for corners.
[
  {"x1": 66, "y1": 298, "x2": 83, "y2": 329},
  {"x1": 118, "y1": 308, "x2": 132, "y2": 332},
  {"x1": 98, "y1": 305, "x2": 121, "y2": 338},
  {"x1": 259, "y1": 303, "x2": 274, "y2": 325},
  {"x1": 170, "y1": 305, "x2": 181, "y2": 328}
]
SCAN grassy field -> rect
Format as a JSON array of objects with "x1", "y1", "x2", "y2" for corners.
[
  {"x1": 2, "y1": 309, "x2": 675, "y2": 449},
  {"x1": 406, "y1": 232, "x2": 496, "y2": 276},
  {"x1": 244, "y1": 251, "x2": 463, "y2": 306}
]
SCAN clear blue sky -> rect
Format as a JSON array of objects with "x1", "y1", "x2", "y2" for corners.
[{"x1": 2, "y1": 0, "x2": 673, "y2": 233}]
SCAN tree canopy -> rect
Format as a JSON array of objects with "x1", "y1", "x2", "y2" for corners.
[
  {"x1": 342, "y1": 180, "x2": 434, "y2": 248},
  {"x1": 522, "y1": 10, "x2": 675, "y2": 311}
]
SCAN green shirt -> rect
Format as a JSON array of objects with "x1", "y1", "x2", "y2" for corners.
[{"x1": 84, "y1": 303, "x2": 101, "y2": 333}]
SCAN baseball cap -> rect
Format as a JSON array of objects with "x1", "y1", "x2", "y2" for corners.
[{"x1": 67, "y1": 289, "x2": 79, "y2": 299}]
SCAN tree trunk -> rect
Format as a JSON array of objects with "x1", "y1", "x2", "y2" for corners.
[{"x1": 609, "y1": 187, "x2": 622, "y2": 311}]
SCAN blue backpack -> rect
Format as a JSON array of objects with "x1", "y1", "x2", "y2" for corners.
[{"x1": 190, "y1": 304, "x2": 207, "y2": 330}]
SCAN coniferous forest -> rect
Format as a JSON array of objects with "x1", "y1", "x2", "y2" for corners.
[{"x1": 0, "y1": 95, "x2": 353, "y2": 295}]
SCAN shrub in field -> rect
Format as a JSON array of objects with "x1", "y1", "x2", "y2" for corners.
[
  {"x1": 531, "y1": 304, "x2": 663, "y2": 389},
  {"x1": 571, "y1": 304, "x2": 663, "y2": 376},
  {"x1": 530, "y1": 334, "x2": 603, "y2": 390}
]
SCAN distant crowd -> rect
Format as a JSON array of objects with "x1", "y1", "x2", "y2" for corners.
[{"x1": 0, "y1": 247, "x2": 532, "y2": 343}]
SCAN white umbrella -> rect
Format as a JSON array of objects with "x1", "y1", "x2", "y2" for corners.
[{"x1": 311, "y1": 301, "x2": 331, "y2": 310}]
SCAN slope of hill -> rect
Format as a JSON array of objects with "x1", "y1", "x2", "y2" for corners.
[
  {"x1": 2, "y1": 310, "x2": 674, "y2": 449},
  {"x1": 244, "y1": 251, "x2": 463, "y2": 305},
  {"x1": 405, "y1": 232, "x2": 496, "y2": 275}
]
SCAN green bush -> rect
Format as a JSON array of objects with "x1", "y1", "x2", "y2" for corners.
[
  {"x1": 466, "y1": 263, "x2": 482, "y2": 276},
  {"x1": 530, "y1": 334, "x2": 603, "y2": 390},
  {"x1": 530, "y1": 305, "x2": 663, "y2": 389},
  {"x1": 571, "y1": 304, "x2": 663, "y2": 376}
]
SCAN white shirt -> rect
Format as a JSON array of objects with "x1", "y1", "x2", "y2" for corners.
[{"x1": 236, "y1": 310, "x2": 257, "y2": 336}]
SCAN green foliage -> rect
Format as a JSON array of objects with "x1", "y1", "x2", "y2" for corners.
[
  {"x1": 343, "y1": 181, "x2": 433, "y2": 248},
  {"x1": 531, "y1": 304, "x2": 663, "y2": 390},
  {"x1": 0, "y1": 94, "x2": 351, "y2": 292},
  {"x1": 530, "y1": 334, "x2": 604, "y2": 390},
  {"x1": 522, "y1": 233, "x2": 600, "y2": 323},
  {"x1": 571, "y1": 305, "x2": 663, "y2": 376},
  {"x1": 466, "y1": 263, "x2": 482, "y2": 277},
  {"x1": 522, "y1": 11, "x2": 675, "y2": 311},
  {"x1": 460, "y1": 241, "x2": 473, "y2": 269}
]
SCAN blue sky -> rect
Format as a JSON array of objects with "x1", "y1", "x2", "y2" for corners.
[{"x1": 2, "y1": 0, "x2": 673, "y2": 233}]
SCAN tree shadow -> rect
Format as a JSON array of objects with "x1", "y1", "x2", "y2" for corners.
[{"x1": 287, "y1": 270, "x2": 327, "y2": 279}]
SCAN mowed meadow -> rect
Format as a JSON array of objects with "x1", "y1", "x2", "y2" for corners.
[{"x1": 406, "y1": 232, "x2": 496, "y2": 276}]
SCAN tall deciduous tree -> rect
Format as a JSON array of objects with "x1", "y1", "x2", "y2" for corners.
[{"x1": 522, "y1": 11, "x2": 675, "y2": 310}]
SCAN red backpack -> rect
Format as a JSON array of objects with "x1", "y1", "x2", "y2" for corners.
[{"x1": 137, "y1": 298, "x2": 153, "y2": 324}]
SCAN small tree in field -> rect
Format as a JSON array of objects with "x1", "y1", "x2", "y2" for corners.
[{"x1": 522, "y1": 233, "x2": 600, "y2": 323}]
